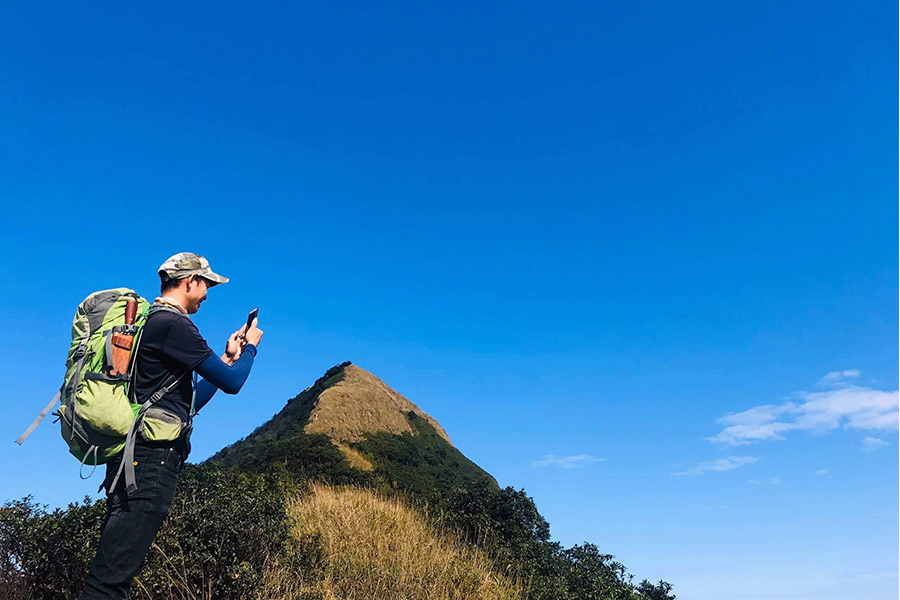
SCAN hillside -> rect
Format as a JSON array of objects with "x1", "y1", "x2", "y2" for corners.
[
  {"x1": 206, "y1": 362, "x2": 675, "y2": 600},
  {"x1": 209, "y1": 361, "x2": 497, "y2": 496},
  {"x1": 1, "y1": 362, "x2": 675, "y2": 600}
]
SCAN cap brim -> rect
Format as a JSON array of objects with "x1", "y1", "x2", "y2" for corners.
[{"x1": 203, "y1": 271, "x2": 229, "y2": 286}]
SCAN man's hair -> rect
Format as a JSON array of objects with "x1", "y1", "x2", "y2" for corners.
[
  {"x1": 160, "y1": 274, "x2": 210, "y2": 294},
  {"x1": 160, "y1": 275, "x2": 186, "y2": 294}
]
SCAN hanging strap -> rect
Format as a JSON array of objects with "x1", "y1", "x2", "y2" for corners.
[
  {"x1": 79, "y1": 445, "x2": 99, "y2": 479},
  {"x1": 15, "y1": 391, "x2": 62, "y2": 445},
  {"x1": 17, "y1": 345, "x2": 88, "y2": 446}
]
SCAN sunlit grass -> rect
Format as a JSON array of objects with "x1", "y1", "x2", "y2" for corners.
[{"x1": 263, "y1": 483, "x2": 522, "y2": 600}]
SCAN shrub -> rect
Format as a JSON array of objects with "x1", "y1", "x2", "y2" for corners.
[
  {"x1": 0, "y1": 465, "x2": 305, "y2": 600},
  {"x1": 211, "y1": 431, "x2": 369, "y2": 487},
  {"x1": 0, "y1": 495, "x2": 104, "y2": 600},
  {"x1": 358, "y1": 411, "x2": 497, "y2": 501},
  {"x1": 133, "y1": 464, "x2": 296, "y2": 599}
]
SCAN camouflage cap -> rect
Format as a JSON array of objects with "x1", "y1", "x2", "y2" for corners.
[{"x1": 158, "y1": 252, "x2": 229, "y2": 286}]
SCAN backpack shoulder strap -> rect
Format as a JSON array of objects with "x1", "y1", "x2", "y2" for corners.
[{"x1": 108, "y1": 303, "x2": 193, "y2": 494}]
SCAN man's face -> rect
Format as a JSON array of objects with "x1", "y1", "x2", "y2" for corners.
[{"x1": 184, "y1": 276, "x2": 210, "y2": 314}]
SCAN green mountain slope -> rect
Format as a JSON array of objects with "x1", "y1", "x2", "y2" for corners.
[
  {"x1": 204, "y1": 362, "x2": 675, "y2": 600},
  {"x1": 0, "y1": 362, "x2": 676, "y2": 600},
  {"x1": 208, "y1": 361, "x2": 496, "y2": 496}
]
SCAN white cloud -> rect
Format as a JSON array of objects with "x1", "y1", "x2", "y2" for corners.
[
  {"x1": 531, "y1": 454, "x2": 604, "y2": 469},
  {"x1": 860, "y1": 436, "x2": 889, "y2": 452},
  {"x1": 818, "y1": 369, "x2": 862, "y2": 387},
  {"x1": 707, "y1": 373, "x2": 898, "y2": 446},
  {"x1": 813, "y1": 469, "x2": 828, "y2": 475},
  {"x1": 747, "y1": 477, "x2": 781, "y2": 485},
  {"x1": 672, "y1": 455, "x2": 759, "y2": 476}
]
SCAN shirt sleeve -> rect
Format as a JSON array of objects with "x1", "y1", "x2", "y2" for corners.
[
  {"x1": 162, "y1": 315, "x2": 214, "y2": 371},
  {"x1": 194, "y1": 344, "x2": 257, "y2": 411}
]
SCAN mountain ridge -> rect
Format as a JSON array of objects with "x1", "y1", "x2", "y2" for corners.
[
  {"x1": 208, "y1": 361, "x2": 497, "y2": 493},
  {"x1": 306, "y1": 362, "x2": 453, "y2": 445}
]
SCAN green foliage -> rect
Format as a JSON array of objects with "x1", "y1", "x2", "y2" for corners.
[
  {"x1": 436, "y1": 482, "x2": 675, "y2": 600},
  {"x1": 559, "y1": 544, "x2": 638, "y2": 600},
  {"x1": 210, "y1": 431, "x2": 369, "y2": 487},
  {"x1": 0, "y1": 466, "x2": 311, "y2": 600},
  {"x1": 135, "y1": 464, "x2": 299, "y2": 599},
  {"x1": 636, "y1": 579, "x2": 676, "y2": 600},
  {"x1": 0, "y1": 495, "x2": 104, "y2": 600},
  {"x1": 358, "y1": 411, "x2": 497, "y2": 500}
]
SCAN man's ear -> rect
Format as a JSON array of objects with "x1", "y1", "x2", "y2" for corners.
[{"x1": 186, "y1": 275, "x2": 206, "y2": 292}]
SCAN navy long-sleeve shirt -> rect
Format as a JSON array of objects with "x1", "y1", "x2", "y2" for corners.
[{"x1": 193, "y1": 343, "x2": 257, "y2": 413}]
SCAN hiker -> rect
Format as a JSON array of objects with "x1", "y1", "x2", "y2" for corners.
[{"x1": 78, "y1": 252, "x2": 263, "y2": 600}]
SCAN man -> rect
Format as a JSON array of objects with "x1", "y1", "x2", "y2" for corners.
[{"x1": 78, "y1": 252, "x2": 263, "y2": 600}]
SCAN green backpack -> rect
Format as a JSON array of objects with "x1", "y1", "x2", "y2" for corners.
[
  {"x1": 58, "y1": 288, "x2": 149, "y2": 466},
  {"x1": 17, "y1": 288, "x2": 189, "y2": 491}
]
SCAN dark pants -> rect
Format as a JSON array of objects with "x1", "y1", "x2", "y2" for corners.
[{"x1": 78, "y1": 442, "x2": 186, "y2": 600}]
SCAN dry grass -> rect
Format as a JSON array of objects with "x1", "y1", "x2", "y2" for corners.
[
  {"x1": 262, "y1": 483, "x2": 522, "y2": 600},
  {"x1": 304, "y1": 365, "x2": 453, "y2": 446},
  {"x1": 335, "y1": 444, "x2": 374, "y2": 471}
]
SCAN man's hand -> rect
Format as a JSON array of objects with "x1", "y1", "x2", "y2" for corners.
[
  {"x1": 244, "y1": 318, "x2": 263, "y2": 347},
  {"x1": 223, "y1": 326, "x2": 246, "y2": 365}
]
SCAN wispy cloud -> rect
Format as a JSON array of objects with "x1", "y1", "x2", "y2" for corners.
[
  {"x1": 707, "y1": 372, "x2": 898, "y2": 446},
  {"x1": 747, "y1": 477, "x2": 781, "y2": 485},
  {"x1": 673, "y1": 455, "x2": 759, "y2": 476},
  {"x1": 818, "y1": 369, "x2": 861, "y2": 387},
  {"x1": 531, "y1": 454, "x2": 604, "y2": 469},
  {"x1": 860, "y1": 436, "x2": 889, "y2": 452},
  {"x1": 813, "y1": 469, "x2": 828, "y2": 475}
]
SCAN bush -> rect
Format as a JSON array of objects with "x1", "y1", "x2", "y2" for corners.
[
  {"x1": 437, "y1": 482, "x2": 675, "y2": 600},
  {"x1": 211, "y1": 431, "x2": 369, "y2": 487},
  {"x1": 0, "y1": 465, "x2": 306, "y2": 600},
  {"x1": 358, "y1": 411, "x2": 497, "y2": 501},
  {"x1": 134, "y1": 463, "x2": 297, "y2": 599},
  {"x1": 0, "y1": 495, "x2": 104, "y2": 600}
]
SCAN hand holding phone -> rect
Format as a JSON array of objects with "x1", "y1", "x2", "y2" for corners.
[{"x1": 243, "y1": 307, "x2": 263, "y2": 347}]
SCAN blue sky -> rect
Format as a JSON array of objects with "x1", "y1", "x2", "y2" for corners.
[{"x1": 1, "y1": 2, "x2": 896, "y2": 598}]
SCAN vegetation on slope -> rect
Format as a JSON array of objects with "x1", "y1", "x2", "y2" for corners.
[
  {"x1": 2, "y1": 362, "x2": 676, "y2": 599},
  {"x1": 357, "y1": 410, "x2": 497, "y2": 498},
  {"x1": 264, "y1": 483, "x2": 521, "y2": 600},
  {"x1": 0, "y1": 465, "x2": 295, "y2": 600},
  {"x1": 1, "y1": 467, "x2": 674, "y2": 600},
  {"x1": 211, "y1": 362, "x2": 351, "y2": 456}
]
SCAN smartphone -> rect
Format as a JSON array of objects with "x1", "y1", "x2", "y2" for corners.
[{"x1": 246, "y1": 307, "x2": 259, "y2": 331}]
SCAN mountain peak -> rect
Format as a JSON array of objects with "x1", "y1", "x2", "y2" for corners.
[
  {"x1": 216, "y1": 362, "x2": 453, "y2": 457},
  {"x1": 210, "y1": 360, "x2": 495, "y2": 494},
  {"x1": 306, "y1": 363, "x2": 453, "y2": 446}
]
